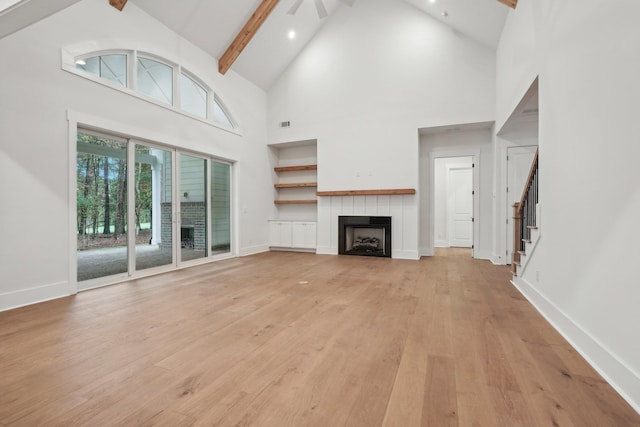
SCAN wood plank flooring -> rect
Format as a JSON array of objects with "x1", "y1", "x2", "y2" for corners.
[{"x1": 1, "y1": 249, "x2": 638, "y2": 426}]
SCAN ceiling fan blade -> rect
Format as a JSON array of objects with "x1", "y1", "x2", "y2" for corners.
[
  {"x1": 287, "y1": 0, "x2": 304, "y2": 15},
  {"x1": 340, "y1": 0, "x2": 356, "y2": 6},
  {"x1": 314, "y1": 0, "x2": 328, "y2": 18}
]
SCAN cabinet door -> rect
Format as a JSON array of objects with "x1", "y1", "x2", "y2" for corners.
[
  {"x1": 292, "y1": 222, "x2": 316, "y2": 248},
  {"x1": 304, "y1": 222, "x2": 317, "y2": 248},
  {"x1": 269, "y1": 221, "x2": 292, "y2": 247}
]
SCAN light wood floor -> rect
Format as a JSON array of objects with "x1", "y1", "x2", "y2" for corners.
[{"x1": 1, "y1": 249, "x2": 638, "y2": 426}]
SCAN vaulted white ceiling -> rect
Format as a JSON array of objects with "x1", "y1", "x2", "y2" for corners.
[
  {"x1": 131, "y1": 0, "x2": 509, "y2": 90},
  {"x1": 0, "y1": 0, "x2": 510, "y2": 90}
]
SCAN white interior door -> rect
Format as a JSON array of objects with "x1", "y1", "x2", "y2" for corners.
[
  {"x1": 506, "y1": 146, "x2": 537, "y2": 263},
  {"x1": 448, "y1": 167, "x2": 473, "y2": 248}
]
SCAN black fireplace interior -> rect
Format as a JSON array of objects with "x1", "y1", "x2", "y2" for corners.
[
  {"x1": 181, "y1": 225, "x2": 194, "y2": 249},
  {"x1": 339, "y1": 216, "x2": 391, "y2": 258}
]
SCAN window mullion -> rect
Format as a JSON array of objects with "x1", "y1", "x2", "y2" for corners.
[
  {"x1": 174, "y1": 65, "x2": 181, "y2": 109},
  {"x1": 130, "y1": 50, "x2": 138, "y2": 90}
]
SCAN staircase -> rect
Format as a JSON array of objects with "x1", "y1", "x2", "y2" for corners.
[{"x1": 512, "y1": 149, "x2": 539, "y2": 277}]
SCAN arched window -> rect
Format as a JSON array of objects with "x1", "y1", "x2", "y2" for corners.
[
  {"x1": 213, "y1": 96, "x2": 235, "y2": 129},
  {"x1": 68, "y1": 49, "x2": 237, "y2": 130},
  {"x1": 137, "y1": 56, "x2": 173, "y2": 105},
  {"x1": 76, "y1": 53, "x2": 127, "y2": 87},
  {"x1": 180, "y1": 72, "x2": 207, "y2": 119}
]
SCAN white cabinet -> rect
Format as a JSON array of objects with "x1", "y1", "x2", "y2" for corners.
[
  {"x1": 269, "y1": 221, "x2": 292, "y2": 247},
  {"x1": 292, "y1": 222, "x2": 317, "y2": 249},
  {"x1": 269, "y1": 221, "x2": 316, "y2": 250}
]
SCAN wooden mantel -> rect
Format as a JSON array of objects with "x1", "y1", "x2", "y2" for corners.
[{"x1": 317, "y1": 189, "x2": 416, "y2": 197}]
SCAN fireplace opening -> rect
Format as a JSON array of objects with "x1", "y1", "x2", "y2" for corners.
[
  {"x1": 181, "y1": 225, "x2": 194, "y2": 249},
  {"x1": 339, "y1": 216, "x2": 391, "y2": 258}
]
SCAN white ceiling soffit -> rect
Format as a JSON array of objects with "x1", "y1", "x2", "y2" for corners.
[
  {"x1": 0, "y1": 0, "x2": 83, "y2": 39},
  {"x1": 402, "y1": 0, "x2": 508, "y2": 49},
  {"x1": 419, "y1": 121, "x2": 494, "y2": 136},
  {"x1": 497, "y1": 77, "x2": 539, "y2": 137}
]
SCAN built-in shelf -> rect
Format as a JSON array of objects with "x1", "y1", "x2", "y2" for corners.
[
  {"x1": 274, "y1": 164, "x2": 317, "y2": 172},
  {"x1": 270, "y1": 142, "x2": 318, "y2": 250},
  {"x1": 274, "y1": 163, "x2": 318, "y2": 205},
  {"x1": 274, "y1": 200, "x2": 318, "y2": 205},
  {"x1": 316, "y1": 188, "x2": 416, "y2": 197},
  {"x1": 274, "y1": 182, "x2": 318, "y2": 189}
]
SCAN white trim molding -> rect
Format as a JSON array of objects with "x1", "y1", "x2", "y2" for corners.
[
  {"x1": 0, "y1": 282, "x2": 69, "y2": 312},
  {"x1": 512, "y1": 276, "x2": 640, "y2": 414}
]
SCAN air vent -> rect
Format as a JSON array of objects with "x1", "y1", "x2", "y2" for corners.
[{"x1": 280, "y1": 121, "x2": 291, "y2": 128}]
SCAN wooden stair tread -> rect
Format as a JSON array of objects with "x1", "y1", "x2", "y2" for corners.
[
  {"x1": 517, "y1": 251, "x2": 526, "y2": 256},
  {"x1": 274, "y1": 182, "x2": 317, "y2": 188},
  {"x1": 527, "y1": 225, "x2": 538, "y2": 229},
  {"x1": 522, "y1": 239, "x2": 532, "y2": 244}
]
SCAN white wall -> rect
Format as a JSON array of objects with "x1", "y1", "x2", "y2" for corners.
[
  {"x1": 0, "y1": 0, "x2": 271, "y2": 311},
  {"x1": 418, "y1": 128, "x2": 494, "y2": 259},
  {"x1": 268, "y1": 0, "x2": 496, "y2": 258},
  {"x1": 498, "y1": 0, "x2": 640, "y2": 412}
]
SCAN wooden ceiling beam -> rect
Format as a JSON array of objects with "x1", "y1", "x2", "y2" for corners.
[
  {"x1": 497, "y1": 0, "x2": 517, "y2": 9},
  {"x1": 109, "y1": 0, "x2": 128, "y2": 11},
  {"x1": 218, "y1": 0, "x2": 279, "y2": 75}
]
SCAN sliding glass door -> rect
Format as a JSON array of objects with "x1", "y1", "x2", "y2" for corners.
[
  {"x1": 211, "y1": 161, "x2": 231, "y2": 255},
  {"x1": 179, "y1": 153, "x2": 208, "y2": 262},
  {"x1": 134, "y1": 144, "x2": 174, "y2": 272},
  {"x1": 76, "y1": 132, "x2": 128, "y2": 282},
  {"x1": 76, "y1": 129, "x2": 233, "y2": 288}
]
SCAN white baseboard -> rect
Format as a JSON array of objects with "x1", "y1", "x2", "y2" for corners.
[
  {"x1": 435, "y1": 240, "x2": 449, "y2": 248},
  {"x1": 473, "y1": 249, "x2": 492, "y2": 261},
  {"x1": 419, "y1": 246, "x2": 434, "y2": 257},
  {"x1": 392, "y1": 250, "x2": 420, "y2": 260},
  {"x1": 491, "y1": 254, "x2": 507, "y2": 265},
  {"x1": 269, "y1": 247, "x2": 316, "y2": 253},
  {"x1": 0, "y1": 281, "x2": 70, "y2": 312},
  {"x1": 511, "y1": 276, "x2": 640, "y2": 414},
  {"x1": 315, "y1": 246, "x2": 336, "y2": 255},
  {"x1": 239, "y1": 244, "x2": 269, "y2": 257}
]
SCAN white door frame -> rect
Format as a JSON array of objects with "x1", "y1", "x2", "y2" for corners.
[{"x1": 428, "y1": 149, "x2": 480, "y2": 258}]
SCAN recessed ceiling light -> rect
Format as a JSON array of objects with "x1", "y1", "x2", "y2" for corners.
[
  {"x1": 428, "y1": 0, "x2": 436, "y2": 4},
  {"x1": 288, "y1": 30, "x2": 296, "y2": 40}
]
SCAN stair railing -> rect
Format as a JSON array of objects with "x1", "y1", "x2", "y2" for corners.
[{"x1": 512, "y1": 148, "x2": 539, "y2": 273}]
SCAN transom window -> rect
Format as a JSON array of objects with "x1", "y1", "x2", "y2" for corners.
[
  {"x1": 137, "y1": 56, "x2": 173, "y2": 105},
  {"x1": 76, "y1": 54, "x2": 127, "y2": 87},
  {"x1": 72, "y1": 50, "x2": 235, "y2": 129},
  {"x1": 181, "y1": 73, "x2": 207, "y2": 118}
]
